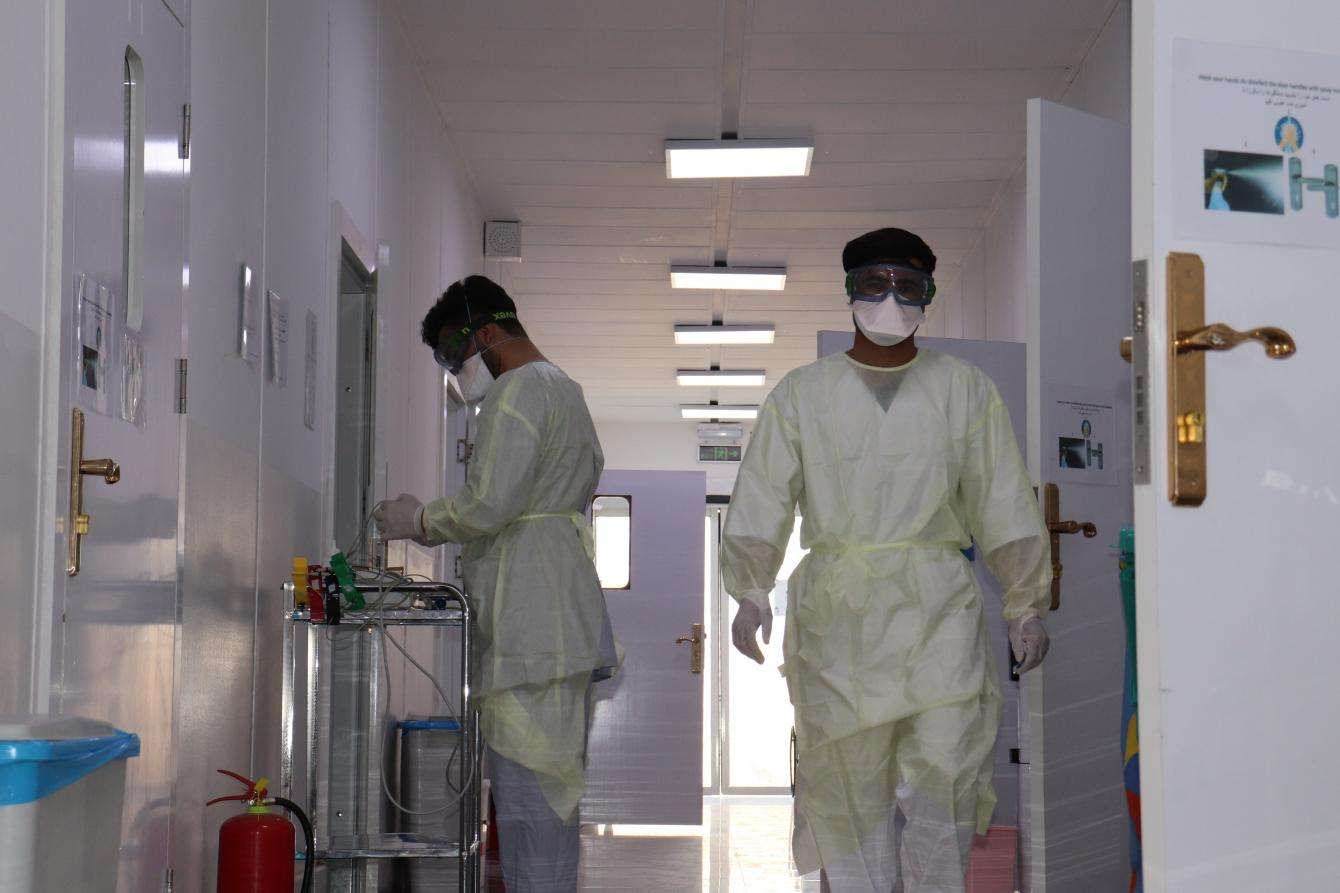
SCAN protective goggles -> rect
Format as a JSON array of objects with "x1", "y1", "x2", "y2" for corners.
[
  {"x1": 844, "y1": 263, "x2": 936, "y2": 308},
  {"x1": 433, "y1": 311, "x2": 519, "y2": 375}
]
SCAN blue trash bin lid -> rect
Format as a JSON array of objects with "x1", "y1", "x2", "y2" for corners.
[
  {"x1": 398, "y1": 714, "x2": 461, "y2": 732},
  {"x1": 0, "y1": 714, "x2": 140, "y2": 806}
]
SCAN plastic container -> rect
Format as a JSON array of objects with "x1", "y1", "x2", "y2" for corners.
[
  {"x1": 0, "y1": 714, "x2": 140, "y2": 893},
  {"x1": 398, "y1": 716, "x2": 462, "y2": 891}
]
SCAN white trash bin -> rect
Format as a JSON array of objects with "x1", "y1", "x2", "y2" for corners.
[{"x1": 0, "y1": 714, "x2": 140, "y2": 893}]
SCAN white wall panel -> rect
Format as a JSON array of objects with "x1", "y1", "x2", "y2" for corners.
[
  {"x1": 0, "y1": 314, "x2": 43, "y2": 712},
  {"x1": 179, "y1": 0, "x2": 269, "y2": 886},
  {"x1": 1058, "y1": 1, "x2": 1131, "y2": 126},
  {"x1": 330, "y1": 0, "x2": 381, "y2": 250},
  {"x1": 168, "y1": 1, "x2": 483, "y2": 887},
  {"x1": 0, "y1": 0, "x2": 55, "y2": 714}
]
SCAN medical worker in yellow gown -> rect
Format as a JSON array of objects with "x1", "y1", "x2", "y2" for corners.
[
  {"x1": 722, "y1": 228, "x2": 1052, "y2": 893},
  {"x1": 376, "y1": 275, "x2": 617, "y2": 893}
]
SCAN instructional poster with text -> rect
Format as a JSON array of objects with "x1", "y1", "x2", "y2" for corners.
[
  {"x1": 1174, "y1": 39, "x2": 1340, "y2": 249},
  {"x1": 1048, "y1": 386, "x2": 1118, "y2": 486}
]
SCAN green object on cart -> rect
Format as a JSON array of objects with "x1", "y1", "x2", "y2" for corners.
[{"x1": 329, "y1": 551, "x2": 364, "y2": 610}]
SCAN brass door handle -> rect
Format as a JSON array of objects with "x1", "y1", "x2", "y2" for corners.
[
  {"x1": 67, "y1": 408, "x2": 121, "y2": 577},
  {"x1": 1174, "y1": 322, "x2": 1296, "y2": 359},
  {"x1": 1166, "y1": 254, "x2": 1299, "y2": 506},
  {"x1": 1049, "y1": 519, "x2": 1098, "y2": 538},
  {"x1": 1040, "y1": 483, "x2": 1096, "y2": 611},
  {"x1": 1116, "y1": 324, "x2": 1288, "y2": 363},
  {"x1": 675, "y1": 622, "x2": 705, "y2": 675}
]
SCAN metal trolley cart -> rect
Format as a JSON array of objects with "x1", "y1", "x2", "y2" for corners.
[{"x1": 280, "y1": 581, "x2": 482, "y2": 891}]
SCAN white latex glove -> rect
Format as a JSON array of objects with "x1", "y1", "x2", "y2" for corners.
[
  {"x1": 1008, "y1": 615, "x2": 1051, "y2": 674},
  {"x1": 373, "y1": 493, "x2": 429, "y2": 546},
  {"x1": 731, "y1": 599, "x2": 773, "y2": 665}
]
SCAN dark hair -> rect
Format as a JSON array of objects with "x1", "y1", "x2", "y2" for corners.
[
  {"x1": 420, "y1": 275, "x2": 526, "y2": 348},
  {"x1": 841, "y1": 227, "x2": 937, "y2": 274}
]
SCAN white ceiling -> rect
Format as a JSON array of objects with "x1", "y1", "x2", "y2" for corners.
[{"x1": 394, "y1": 0, "x2": 1119, "y2": 422}]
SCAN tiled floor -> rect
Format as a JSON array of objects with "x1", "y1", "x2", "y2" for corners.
[{"x1": 578, "y1": 796, "x2": 821, "y2": 892}]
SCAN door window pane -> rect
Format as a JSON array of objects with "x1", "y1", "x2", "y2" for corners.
[
  {"x1": 333, "y1": 250, "x2": 376, "y2": 558},
  {"x1": 728, "y1": 517, "x2": 806, "y2": 789},
  {"x1": 593, "y1": 495, "x2": 631, "y2": 590}
]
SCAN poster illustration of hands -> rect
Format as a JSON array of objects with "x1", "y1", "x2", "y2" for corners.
[
  {"x1": 1175, "y1": 39, "x2": 1340, "y2": 249},
  {"x1": 1049, "y1": 386, "x2": 1118, "y2": 486}
]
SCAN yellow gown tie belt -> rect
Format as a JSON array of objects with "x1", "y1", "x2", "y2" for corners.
[
  {"x1": 515, "y1": 512, "x2": 595, "y2": 562},
  {"x1": 806, "y1": 539, "x2": 966, "y2": 614}
]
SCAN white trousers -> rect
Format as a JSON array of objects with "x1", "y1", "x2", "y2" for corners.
[
  {"x1": 488, "y1": 746, "x2": 581, "y2": 892},
  {"x1": 817, "y1": 784, "x2": 975, "y2": 893}
]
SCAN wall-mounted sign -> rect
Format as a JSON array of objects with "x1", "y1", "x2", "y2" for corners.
[
  {"x1": 1175, "y1": 39, "x2": 1340, "y2": 249},
  {"x1": 1049, "y1": 386, "x2": 1117, "y2": 486}
]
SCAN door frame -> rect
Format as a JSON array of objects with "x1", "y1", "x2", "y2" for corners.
[
  {"x1": 703, "y1": 497, "x2": 797, "y2": 798},
  {"x1": 321, "y1": 201, "x2": 378, "y2": 558}
]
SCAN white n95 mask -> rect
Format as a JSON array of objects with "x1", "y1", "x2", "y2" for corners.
[
  {"x1": 853, "y1": 298, "x2": 924, "y2": 346},
  {"x1": 457, "y1": 352, "x2": 495, "y2": 403}
]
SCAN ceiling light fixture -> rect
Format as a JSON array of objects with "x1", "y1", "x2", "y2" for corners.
[
  {"x1": 676, "y1": 370, "x2": 767, "y2": 387},
  {"x1": 673, "y1": 324, "x2": 775, "y2": 345},
  {"x1": 664, "y1": 138, "x2": 814, "y2": 179},
  {"x1": 670, "y1": 265, "x2": 787, "y2": 291},
  {"x1": 680, "y1": 404, "x2": 760, "y2": 421}
]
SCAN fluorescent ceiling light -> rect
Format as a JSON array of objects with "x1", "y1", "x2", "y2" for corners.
[
  {"x1": 680, "y1": 405, "x2": 760, "y2": 421},
  {"x1": 673, "y1": 324, "x2": 775, "y2": 345},
  {"x1": 670, "y1": 266, "x2": 787, "y2": 291},
  {"x1": 677, "y1": 370, "x2": 766, "y2": 387},
  {"x1": 664, "y1": 139, "x2": 814, "y2": 179}
]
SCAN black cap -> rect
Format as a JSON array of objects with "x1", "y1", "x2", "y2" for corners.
[{"x1": 842, "y1": 227, "x2": 936, "y2": 274}]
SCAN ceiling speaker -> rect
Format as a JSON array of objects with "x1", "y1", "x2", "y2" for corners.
[{"x1": 484, "y1": 220, "x2": 521, "y2": 261}]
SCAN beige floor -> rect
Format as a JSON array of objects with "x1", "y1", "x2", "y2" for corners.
[{"x1": 579, "y1": 797, "x2": 821, "y2": 892}]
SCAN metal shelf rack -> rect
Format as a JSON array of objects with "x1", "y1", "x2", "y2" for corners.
[{"x1": 280, "y1": 581, "x2": 482, "y2": 891}]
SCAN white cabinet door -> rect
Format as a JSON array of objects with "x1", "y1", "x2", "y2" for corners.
[
  {"x1": 1133, "y1": 4, "x2": 1340, "y2": 890},
  {"x1": 583, "y1": 469, "x2": 706, "y2": 825},
  {"x1": 53, "y1": 1, "x2": 187, "y2": 889}
]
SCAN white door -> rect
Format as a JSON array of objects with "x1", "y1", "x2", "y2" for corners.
[
  {"x1": 1025, "y1": 99, "x2": 1134, "y2": 892},
  {"x1": 1133, "y1": 6, "x2": 1340, "y2": 891},
  {"x1": 52, "y1": 2, "x2": 187, "y2": 891},
  {"x1": 583, "y1": 469, "x2": 706, "y2": 825}
]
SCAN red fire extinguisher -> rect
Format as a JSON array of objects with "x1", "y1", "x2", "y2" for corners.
[{"x1": 208, "y1": 769, "x2": 314, "y2": 893}]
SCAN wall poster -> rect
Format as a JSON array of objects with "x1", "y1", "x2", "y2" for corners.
[{"x1": 1175, "y1": 39, "x2": 1340, "y2": 249}]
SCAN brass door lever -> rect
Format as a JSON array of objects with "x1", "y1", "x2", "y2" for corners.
[
  {"x1": 675, "y1": 622, "x2": 706, "y2": 675},
  {"x1": 1174, "y1": 322, "x2": 1295, "y2": 358},
  {"x1": 1041, "y1": 482, "x2": 1096, "y2": 611},
  {"x1": 67, "y1": 408, "x2": 121, "y2": 576}
]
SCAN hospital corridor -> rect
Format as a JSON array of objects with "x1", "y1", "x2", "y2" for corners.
[{"x1": 4, "y1": 1, "x2": 1339, "y2": 892}]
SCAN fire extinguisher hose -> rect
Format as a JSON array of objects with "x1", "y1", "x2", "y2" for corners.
[{"x1": 269, "y1": 796, "x2": 314, "y2": 893}]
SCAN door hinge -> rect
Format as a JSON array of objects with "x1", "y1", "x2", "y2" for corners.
[
  {"x1": 179, "y1": 104, "x2": 191, "y2": 159},
  {"x1": 163, "y1": 867, "x2": 174, "y2": 892},
  {"x1": 454, "y1": 555, "x2": 463, "y2": 580},
  {"x1": 175, "y1": 358, "x2": 188, "y2": 413},
  {"x1": 456, "y1": 438, "x2": 474, "y2": 464}
]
